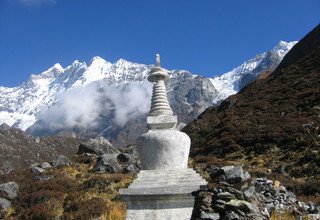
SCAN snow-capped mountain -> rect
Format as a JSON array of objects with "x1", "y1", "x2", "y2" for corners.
[
  {"x1": 210, "y1": 41, "x2": 297, "y2": 101},
  {"x1": 0, "y1": 57, "x2": 151, "y2": 130},
  {"x1": 0, "y1": 40, "x2": 297, "y2": 145}
]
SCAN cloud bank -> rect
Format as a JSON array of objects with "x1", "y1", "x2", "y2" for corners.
[{"x1": 37, "y1": 80, "x2": 152, "y2": 132}]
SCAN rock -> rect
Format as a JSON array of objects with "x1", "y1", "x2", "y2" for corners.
[
  {"x1": 226, "y1": 199, "x2": 258, "y2": 214},
  {"x1": 307, "y1": 201, "x2": 316, "y2": 213},
  {"x1": 0, "y1": 182, "x2": 19, "y2": 199},
  {"x1": 0, "y1": 197, "x2": 11, "y2": 212},
  {"x1": 123, "y1": 145, "x2": 139, "y2": 157},
  {"x1": 40, "y1": 162, "x2": 51, "y2": 169},
  {"x1": 52, "y1": 155, "x2": 72, "y2": 167},
  {"x1": 33, "y1": 175, "x2": 54, "y2": 182},
  {"x1": 221, "y1": 166, "x2": 250, "y2": 184},
  {"x1": 200, "y1": 211, "x2": 220, "y2": 220},
  {"x1": 286, "y1": 191, "x2": 297, "y2": 203},
  {"x1": 32, "y1": 166, "x2": 45, "y2": 173},
  {"x1": 244, "y1": 185, "x2": 256, "y2": 200},
  {"x1": 223, "y1": 211, "x2": 245, "y2": 220},
  {"x1": 210, "y1": 165, "x2": 224, "y2": 182},
  {"x1": 94, "y1": 154, "x2": 121, "y2": 173},
  {"x1": 124, "y1": 164, "x2": 138, "y2": 173},
  {"x1": 192, "y1": 165, "x2": 319, "y2": 220},
  {"x1": 117, "y1": 153, "x2": 131, "y2": 163},
  {"x1": 224, "y1": 187, "x2": 244, "y2": 200},
  {"x1": 216, "y1": 192, "x2": 236, "y2": 201},
  {"x1": 274, "y1": 165, "x2": 287, "y2": 174},
  {"x1": 266, "y1": 180, "x2": 273, "y2": 185},
  {"x1": 77, "y1": 137, "x2": 119, "y2": 156},
  {"x1": 308, "y1": 214, "x2": 320, "y2": 220},
  {"x1": 200, "y1": 191, "x2": 213, "y2": 208},
  {"x1": 30, "y1": 162, "x2": 40, "y2": 168}
]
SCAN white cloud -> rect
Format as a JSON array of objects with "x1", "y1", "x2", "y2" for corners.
[{"x1": 37, "y1": 80, "x2": 152, "y2": 132}]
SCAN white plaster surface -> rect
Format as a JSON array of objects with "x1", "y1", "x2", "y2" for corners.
[
  {"x1": 126, "y1": 206, "x2": 193, "y2": 220},
  {"x1": 136, "y1": 129, "x2": 191, "y2": 170},
  {"x1": 120, "y1": 169, "x2": 207, "y2": 220},
  {"x1": 147, "y1": 115, "x2": 177, "y2": 129}
]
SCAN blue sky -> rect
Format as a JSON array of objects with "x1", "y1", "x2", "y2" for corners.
[{"x1": 0, "y1": 0, "x2": 319, "y2": 87}]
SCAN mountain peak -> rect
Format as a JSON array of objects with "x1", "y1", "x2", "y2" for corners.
[
  {"x1": 90, "y1": 56, "x2": 107, "y2": 62},
  {"x1": 114, "y1": 58, "x2": 131, "y2": 65},
  {"x1": 72, "y1": 60, "x2": 81, "y2": 65},
  {"x1": 272, "y1": 40, "x2": 298, "y2": 52},
  {"x1": 0, "y1": 123, "x2": 11, "y2": 131},
  {"x1": 88, "y1": 56, "x2": 112, "y2": 68},
  {"x1": 53, "y1": 63, "x2": 63, "y2": 70}
]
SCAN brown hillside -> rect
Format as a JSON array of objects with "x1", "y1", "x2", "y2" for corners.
[
  {"x1": 184, "y1": 25, "x2": 320, "y2": 200},
  {"x1": 0, "y1": 124, "x2": 83, "y2": 174}
]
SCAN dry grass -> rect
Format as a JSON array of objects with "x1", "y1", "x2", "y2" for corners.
[
  {"x1": 270, "y1": 210, "x2": 309, "y2": 220},
  {"x1": 1, "y1": 154, "x2": 135, "y2": 220}
]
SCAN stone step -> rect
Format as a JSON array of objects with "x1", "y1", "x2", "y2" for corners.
[
  {"x1": 136, "y1": 173, "x2": 203, "y2": 181},
  {"x1": 136, "y1": 174, "x2": 203, "y2": 181},
  {"x1": 133, "y1": 176, "x2": 206, "y2": 184},
  {"x1": 131, "y1": 177, "x2": 207, "y2": 184},
  {"x1": 139, "y1": 169, "x2": 197, "y2": 174},
  {"x1": 129, "y1": 181, "x2": 207, "y2": 189},
  {"x1": 137, "y1": 170, "x2": 199, "y2": 178},
  {"x1": 120, "y1": 185, "x2": 202, "y2": 196}
]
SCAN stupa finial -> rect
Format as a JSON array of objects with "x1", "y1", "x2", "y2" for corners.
[{"x1": 155, "y1": 54, "x2": 160, "y2": 67}]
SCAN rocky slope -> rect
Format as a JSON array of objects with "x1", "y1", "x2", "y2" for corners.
[
  {"x1": 0, "y1": 137, "x2": 141, "y2": 219},
  {"x1": 0, "y1": 41, "x2": 296, "y2": 146},
  {"x1": 184, "y1": 25, "x2": 320, "y2": 200},
  {"x1": 0, "y1": 123, "x2": 82, "y2": 175},
  {"x1": 191, "y1": 165, "x2": 320, "y2": 220}
]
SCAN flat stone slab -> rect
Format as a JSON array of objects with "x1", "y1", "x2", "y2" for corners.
[{"x1": 120, "y1": 169, "x2": 207, "y2": 196}]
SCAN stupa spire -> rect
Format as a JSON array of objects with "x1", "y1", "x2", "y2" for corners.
[
  {"x1": 146, "y1": 54, "x2": 177, "y2": 130},
  {"x1": 148, "y1": 54, "x2": 173, "y2": 117}
]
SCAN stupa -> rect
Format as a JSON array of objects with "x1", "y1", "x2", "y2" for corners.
[{"x1": 119, "y1": 54, "x2": 207, "y2": 220}]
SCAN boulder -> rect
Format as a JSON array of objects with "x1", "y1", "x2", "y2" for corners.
[
  {"x1": 244, "y1": 185, "x2": 256, "y2": 200},
  {"x1": 221, "y1": 166, "x2": 250, "y2": 184},
  {"x1": 52, "y1": 155, "x2": 72, "y2": 167},
  {"x1": 200, "y1": 211, "x2": 220, "y2": 220},
  {"x1": 40, "y1": 162, "x2": 51, "y2": 169},
  {"x1": 77, "y1": 137, "x2": 119, "y2": 156},
  {"x1": 94, "y1": 154, "x2": 121, "y2": 173},
  {"x1": 224, "y1": 210, "x2": 245, "y2": 220},
  {"x1": 32, "y1": 167, "x2": 45, "y2": 173},
  {"x1": 226, "y1": 199, "x2": 258, "y2": 214},
  {"x1": 0, "y1": 182, "x2": 19, "y2": 199},
  {"x1": 216, "y1": 192, "x2": 236, "y2": 201},
  {"x1": 0, "y1": 197, "x2": 11, "y2": 213}
]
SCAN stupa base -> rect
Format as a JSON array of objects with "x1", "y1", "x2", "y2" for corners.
[{"x1": 119, "y1": 169, "x2": 207, "y2": 220}]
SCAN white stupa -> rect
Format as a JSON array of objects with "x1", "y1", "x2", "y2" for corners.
[{"x1": 119, "y1": 54, "x2": 207, "y2": 220}]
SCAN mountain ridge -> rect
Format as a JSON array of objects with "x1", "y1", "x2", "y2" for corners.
[
  {"x1": 183, "y1": 25, "x2": 320, "y2": 198},
  {"x1": 0, "y1": 41, "x2": 297, "y2": 145}
]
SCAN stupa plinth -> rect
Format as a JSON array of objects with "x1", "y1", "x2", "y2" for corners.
[{"x1": 119, "y1": 54, "x2": 207, "y2": 220}]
